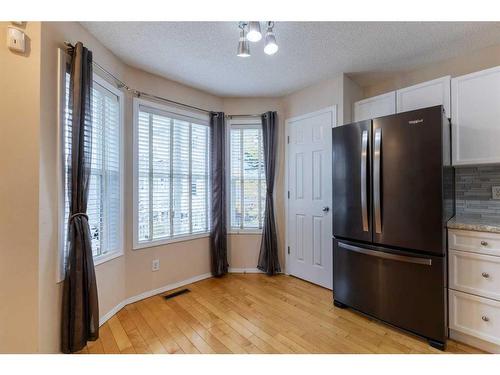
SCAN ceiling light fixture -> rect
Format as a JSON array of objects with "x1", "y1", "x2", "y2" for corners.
[
  {"x1": 247, "y1": 21, "x2": 262, "y2": 42},
  {"x1": 237, "y1": 23, "x2": 250, "y2": 58},
  {"x1": 237, "y1": 21, "x2": 278, "y2": 57},
  {"x1": 264, "y1": 22, "x2": 278, "y2": 55}
]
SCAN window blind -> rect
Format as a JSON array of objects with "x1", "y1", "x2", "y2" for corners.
[
  {"x1": 230, "y1": 126, "x2": 266, "y2": 230},
  {"x1": 136, "y1": 105, "x2": 210, "y2": 245},
  {"x1": 63, "y1": 74, "x2": 122, "y2": 263}
]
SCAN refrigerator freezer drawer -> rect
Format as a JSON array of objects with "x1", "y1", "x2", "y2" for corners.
[{"x1": 334, "y1": 240, "x2": 447, "y2": 343}]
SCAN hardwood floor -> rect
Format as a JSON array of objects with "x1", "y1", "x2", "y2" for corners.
[{"x1": 77, "y1": 274, "x2": 484, "y2": 354}]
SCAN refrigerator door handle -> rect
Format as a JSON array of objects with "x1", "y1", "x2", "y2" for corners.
[
  {"x1": 361, "y1": 130, "x2": 369, "y2": 232},
  {"x1": 338, "y1": 242, "x2": 432, "y2": 266},
  {"x1": 374, "y1": 128, "x2": 382, "y2": 234}
]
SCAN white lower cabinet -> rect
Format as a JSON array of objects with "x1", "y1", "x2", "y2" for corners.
[
  {"x1": 449, "y1": 229, "x2": 500, "y2": 353},
  {"x1": 449, "y1": 250, "x2": 500, "y2": 301},
  {"x1": 449, "y1": 290, "x2": 500, "y2": 346}
]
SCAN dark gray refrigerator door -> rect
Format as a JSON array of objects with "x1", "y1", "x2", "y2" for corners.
[
  {"x1": 332, "y1": 120, "x2": 372, "y2": 243},
  {"x1": 372, "y1": 106, "x2": 445, "y2": 255},
  {"x1": 333, "y1": 240, "x2": 447, "y2": 344}
]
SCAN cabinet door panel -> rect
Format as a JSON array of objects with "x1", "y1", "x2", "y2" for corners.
[
  {"x1": 452, "y1": 66, "x2": 500, "y2": 165},
  {"x1": 353, "y1": 92, "x2": 396, "y2": 122},
  {"x1": 396, "y1": 76, "x2": 450, "y2": 118}
]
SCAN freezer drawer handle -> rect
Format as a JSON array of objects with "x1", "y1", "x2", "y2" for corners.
[
  {"x1": 374, "y1": 128, "x2": 382, "y2": 234},
  {"x1": 338, "y1": 242, "x2": 432, "y2": 266},
  {"x1": 361, "y1": 130, "x2": 369, "y2": 232}
]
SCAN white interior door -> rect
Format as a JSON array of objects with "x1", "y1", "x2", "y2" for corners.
[{"x1": 287, "y1": 108, "x2": 334, "y2": 289}]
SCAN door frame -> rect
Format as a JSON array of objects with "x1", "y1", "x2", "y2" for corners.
[{"x1": 284, "y1": 105, "x2": 337, "y2": 276}]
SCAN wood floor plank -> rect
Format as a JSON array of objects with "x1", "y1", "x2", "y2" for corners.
[
  {"x1": 87, "y1": 338, "x2": 105, "y2": 354},
  {"x1": 108, "y1": 315, "x2": 134, "y2": 353},
  {"x1": 99, "y1": 323, "x2": 121, "y2": 354},
  {"x1": 77, "y1": 274, "x2": 485, "y2": 354},
  {"x1": 126, "y1": 304, "x2": 168, "y2": 354}
]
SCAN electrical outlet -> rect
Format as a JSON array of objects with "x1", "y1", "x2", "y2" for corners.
[
  {"x1": 152, "y1": 259, "x2": 160, "y2": 272},
  {"x1": 492, "y1": 186, "x2": 500, "y2": 200}
]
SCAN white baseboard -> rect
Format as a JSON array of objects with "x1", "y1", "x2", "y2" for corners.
[
  {"x1": 99, "y1": 301, "x2": 126, "y2": 326},
  {"x1": 99, "y1": 272, "x2": 212, "y2": 326},
  {"x1": 99, "y1": 268, "x2": 272, "y2": 326},
  {"x1": 450, "y1": 329, "x2": 499, "y2": 354},
  {"x1": 228, "y1": 267, "x2": 264, "y2": 273}
]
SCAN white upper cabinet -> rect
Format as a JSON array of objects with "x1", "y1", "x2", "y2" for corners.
[
  {"x1": 353, "y1": 91, "x2": 396, "y2": 122},
  {"x1": 452, "y1": 66, "x2": 500, "y2": 165},
  {"x1": 396, "y1": 76, "x2": 451, "y2": 118}
]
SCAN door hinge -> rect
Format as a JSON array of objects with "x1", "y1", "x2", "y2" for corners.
[
  {"x1": 287, "y1": 135, "x2": 290, "y2": 144},
  {"x1": 288, "y1": 246, "x2": 290, "y2": 254},
  {"x1": 287, "y1": 191, "x2": 290, "y2": 199}
]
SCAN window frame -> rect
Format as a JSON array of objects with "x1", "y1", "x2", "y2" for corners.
[
  {"x1": 132, "y1": 97, "x2": 211, "y2": 250},
  {"x1": 57, "y1": 49, "x2": 125, "y2": 283},
  {"x1": 226, "y1": 117, "x2": 265, "y2": 235}
]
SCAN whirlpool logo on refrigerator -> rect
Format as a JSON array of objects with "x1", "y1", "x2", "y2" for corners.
[{"x1": 408, "y1": 119, "x2": 424, "y2": 125}]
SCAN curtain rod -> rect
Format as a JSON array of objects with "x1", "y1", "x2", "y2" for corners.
[
  {"x1": 64, "y1": 42, "x2": 264, "y2": 119},
  {"x1": 65, "y1": 42, "x2": 213, "y2": 115},
  {"x1": 226, "y1": 114, "x2": 263, "y2": 119}
]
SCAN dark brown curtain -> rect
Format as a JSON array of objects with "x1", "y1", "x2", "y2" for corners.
[
  {"x1": 209, "y1": 112, "x2": 228, "y2": 276},
  {"x1": 257, "y1": 111, "x2": 281, "y2": 275},
  {"x1": 61, "y1": 42, "x2": 99, "y2": 354}
]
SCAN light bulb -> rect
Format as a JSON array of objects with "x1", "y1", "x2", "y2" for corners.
[
  {"x1": 247, "y1": 21, "x2": 262, "y2": 42},
  {"x1": 264, "y1": 29, "x2": 278, "y2": 55}
]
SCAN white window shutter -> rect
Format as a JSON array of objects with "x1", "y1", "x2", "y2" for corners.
[
  {"x1": 63, "y1": 75, "x2": 123, "y2": 263},
  {"x1": 135, "y1": 105, "x2": 210, "y2": 245},
  {"x1": 230, "y1": 126, "x2": 266, "y2": 231}
]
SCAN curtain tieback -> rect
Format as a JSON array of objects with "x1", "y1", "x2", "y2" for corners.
[{"x1": 69, "y1": 212, "x2": 89, "y2": 222}]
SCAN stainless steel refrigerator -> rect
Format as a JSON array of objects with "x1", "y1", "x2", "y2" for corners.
[{"x1": 332, "y1": 105, "x2": 454, "y2": 350}]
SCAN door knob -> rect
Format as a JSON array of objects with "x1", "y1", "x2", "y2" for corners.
[
  {"x1": 481, "y1": 241, "x2": 488, "y2": 246},
  {"x1": 482, "y1": 272, "x2": 490, "y2": 278},
  {"x1": 482, "y1": 316, "x2": 490, "y2": 322},
  {"x1": 322, "y1": 206, "x2": 330, "y2": 213}
]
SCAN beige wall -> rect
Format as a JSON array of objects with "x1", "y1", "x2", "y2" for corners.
[
  {"x1": 0, "y1": 22, "x2": 42, "y2": 353},
  {"x1": 36, "y1": 22, "x2": 226, "y2": 353},
  {"x1": 362, "y1": 44, "x2": 500, "y2": 98},
  {"x1": 283, "y1": 74, "x2": 343, "y2": 121}
]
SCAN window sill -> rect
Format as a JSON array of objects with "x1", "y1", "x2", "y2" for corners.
[
  {"x1": 228, "y1": 230, "x2": 263, "y2": 235},
  {"x1": 133, "y1": 232, "x2": 210, "y2": 250},
  {"x1": 94, "y1": 250, "x2": 124, "y2": 267}
]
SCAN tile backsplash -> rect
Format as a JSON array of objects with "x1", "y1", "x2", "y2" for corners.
[{"x1": 456, "y1": 166, "x2": 500, "y2": 219}]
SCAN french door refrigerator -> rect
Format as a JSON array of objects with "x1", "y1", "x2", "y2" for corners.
[{"x1": 332, "y1": 105, "x2": 454, "y2": 350}]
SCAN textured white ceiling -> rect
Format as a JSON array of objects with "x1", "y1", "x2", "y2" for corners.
[{"x1": 80, "y1": 22, "x2": 500, "y2": 97}]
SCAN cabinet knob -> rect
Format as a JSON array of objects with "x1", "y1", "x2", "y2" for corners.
[
  {"x1": 481, "y1": 241, "x2": 488, "y2": 246},
  {"x1": 482, "y1": 316, "x2": 490, "y2": 322},
  {"x1": 482, "y1": 272, "x2": 490, "y2": 278}
]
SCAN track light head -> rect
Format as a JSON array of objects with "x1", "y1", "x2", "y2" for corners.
[
  {"x1": 247, "y1": 21, "x2": 262, "y2": 42},
  {"x1": 237, "y1": 28, "x2": 250, "y2": 57},
  {"x1": 264, "y1": 22, "x2": 278, "y2": 55}
]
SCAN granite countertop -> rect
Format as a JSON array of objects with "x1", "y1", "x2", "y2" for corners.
[{"x1": 447, "y1": 215, "x2": 500, "y2": 234}]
